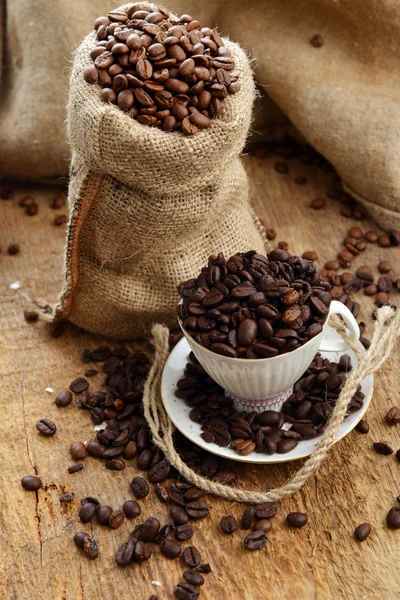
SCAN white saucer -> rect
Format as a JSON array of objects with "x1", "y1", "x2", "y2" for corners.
[{"x1": 161, "y1": 326, "x2": 374, "y2": 464}]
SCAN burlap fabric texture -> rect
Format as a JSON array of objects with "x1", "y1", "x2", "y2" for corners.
[{"x1": 56, "y1": 3, "x2": 266, "y2": 339}]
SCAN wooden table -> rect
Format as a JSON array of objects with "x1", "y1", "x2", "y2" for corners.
[{"x1": 1, "y1": 154, "x2": 399, "y2": 600}]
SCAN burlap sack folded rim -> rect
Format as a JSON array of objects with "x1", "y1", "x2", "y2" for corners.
[{"x1": 68, "y1": 2, "x2": 255, "y2": 196}]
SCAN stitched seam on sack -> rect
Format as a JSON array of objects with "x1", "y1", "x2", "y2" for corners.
[{"x1": 59, "y1": 174, "x2": 105, "y2": 319}]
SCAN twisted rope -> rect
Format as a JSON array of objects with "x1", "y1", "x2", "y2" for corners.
[{"x1": 143, "y1": 306, "x2": 400, "y2": 503}]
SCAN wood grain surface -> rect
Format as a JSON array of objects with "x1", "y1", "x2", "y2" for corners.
[{"x1": 1, "y1": 155, "x2": 399, "y2": 600}]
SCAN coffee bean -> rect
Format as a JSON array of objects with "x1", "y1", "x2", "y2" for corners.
[
  {"x1": 174, "y1": 582, "x2": 200, "y2": 600},
  {"x1": 310, "y1": 34, "x2": 324, "y2": 47},
  {"x1": 36, "y1": 418, "x2": 57, "y2": 436},
  {"x1": 385, "y1": 407, "x2": 400, "y2": 425},
  {"x1": 277, "y1": 438, "x2": 298, "y2": 453},
  {"x1": 123, "y1": 500, "x2": 141, "y2": 519},
  {"x1": 386, "y1": 507, "x2": 400, "y2": 529},
  {"x1": 236, "y1": 440, "x2": 256, "y2": 456},
  {"x1": 134, "y1": 540, "x2": 152, "y2": 562},
  {"x1": 254, "y1": 502, "x2": 277, "y2": 520},
  {"x1": 373, "y1": 442, "x2": 393, "y2": 455},
  {"x1": 130, "y1": 476, "x2": 149, "y2": 498},
  {"x1": 378, "y1": 261, "x2": 392, "y2": 274},
  {"x1": 286, "y1": 512, "x2": 308, "y2": 527},
  {"x1": 105, "y1": 458, "x2": 125, "y2": 470},
  {"x1": 70, "y1": 442, "x2": 87, "y2": 460},
  {"x1": 70, "y1": 378, "x2": 89, "y2": 394},
  {"x1": 183, "y1": 545, "x2": 201, "y2": 568},
  {"x1": 365, "y1": 230, "x2": 378, "y2": 242},
  {"x1": 255, "y1": 519, "x2": 272, "y2": 533},
  {"x1": 109, "y1": 509, "x2": 125, "y2": 529},
  {"x1": 137, "y1": 449, "x2": 154, "y2": 470},
  {"x1": 197, "y1": 563, "x2": 211, "y2": 573},
  {"x1": 115, "y1": 540, "x2": 135, "y2": 567},
  {"x1": 161, "y1": 539, "x2": 181, "y2": 559},
  {"x1": 354, "y1": 523, "x2": 371, "y2": 541},
  {"x1": 95, "y1": 505, "x2": 112, "y2": 525},
  {"x1": 87, "y1": 441, "x2": 106, "y2": 457},
  {"x1": 7, "y1": 243, "x2": 20, "y2": 255},
  {"x1": 124, "y1": 440, "x2": 138, "y2": 459},
  {"x1": 175, "y1": 523, "x2": 194, "y2": 541},
  {"x1": 79, "y1": 502, "x2": 98, "y2": 523},
  {"x1": 274, "y1": 162, "x2": 288, "y2": 174},
  {"x1": 378, "y1": 234, "x2": 391, "y2": 248},
  {"x1": 241, "y1": 507, "x2": 254, "y2": 529},
  {"x1": 59, "y1": 492, "x2": 75, "y2": 503},
  {"x1": 355, "y1": 419, "x2": 369, "y2": 434},
  {"x1": 23, "y1": 308, "x2": 39, "y2": 323},
  {"x1": 155, "y1": 483, "x2": 169, "y2": 503},
  {"x1": 74, "y1": 532, "x2": 98, "y2": 559},
  {"x1": 266, "y1": 228, "x2": 277, "y2": 240},
  {"x1": 68, "y1": 463, "x2": 84, "y2": 474},
  {"x1": 148, "y1": 459, "x2": 170, "y2": 483},
  {"x1": 170, "y1": 505, "x2": 189, "y2": 525},
  {"x1": 186, "y1": 501, "x2": 209, "y2": 519},
  {"x1": 311, "y1": 197, "x2": 325, "y2": 209},
  {"x1": 244, "y1": 530, "x2": 266, "y2": 550},
  {"x1": 183, "y1": 571, "x2": 204, "y2": 586},
  {"x1": 221, "y1": 515, "x2": 237, "y2": 534},
  {"x1": 21, "y1": 475, "x2": 42, "y2": 491}
]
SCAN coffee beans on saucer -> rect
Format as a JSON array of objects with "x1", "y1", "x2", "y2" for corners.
[
  {"x1": 177, "y1": 250, "x2": 332, "y2": 359},
  {"x1": 86, "y1": 6, "x2": 239, "y2": 134}
]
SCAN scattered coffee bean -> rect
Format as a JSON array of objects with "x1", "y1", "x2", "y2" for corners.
[
  {"x1": 197, "y1": 563, "x2": 211, "y2": 573},
  {"x1": 54, "y1": 214, "x2": 68, "y2": 226},
  {"x1": 175, "y1": 523, "x2": 194, "y2": 541},
  {"x1": 286, "y1": 512, "x2": 308, "y2": 527},
  {"x1": 155, "y1": 483, "x2": 169, "y2": 503},
  {"x1": 23, "y1": 309, "x2": 39, "y2": 323},
  {"x1": 373, "y1": 442, "x2": 393, "y2": 455},
  {"x1": 115, "y1": 539, "x2": 135, "y2": 567},
  {"x1": 311, "y1": 197, "x2": 325, "y2": 209},
  {"x1": 255, "y1": 519, "x2": 272, "y2": 533},
  {"x1": 266, "y1": 228, "x2": 277, "y2": 240},
  {"x1": 378, "y1": 234, "x2": 391, "y2": 248},
  {"x1": 55, "y1": 390, "x2": 73, "y2": 407},
  {"x1": 274, "y1": 162, "x2": 289, "y2": 174},
  {"x1": 310, "y1": 34, "x2": 324, "y2": 47},
  {"x1": 36, "y1": 418, "x2": 57, "y2": 436},
  {"x1": 70, "y1": 442, "x2": 87, "y2": 460},
  {"x1": 140, "y1": 517, "x2": 160, "y2": 541},
  {"x1": 354, "y1": 523, "x2": 371, "y2": 541},
  {"x1": 355, "y1": 419, "x2": 369, "y2": 434},
  {"x1": 183, "y1": 570, "x2": 204, "y2": 586},
  {"x1": 186, "y1": 501, "x2": 209, "y2": 519},
  {"x1": 170, "y1": 505, "x2": 189, "y2": 526},
  {"x1": 97, "y1": 505, "x2": 113, "y2": 525},
  {"x1": 109, "y1": 509, "x2": 125, "y2": 529},
  {"x1": 302, "y1": 251, "x2": 318, "y2": 262},
  {"x1": 84, "y1": 369, "x2": 98, "y2": 377},
  {"x1": 244, "y1": 530, "x2": 266, "y2": 550},
  {"x1": 130, "y1": 476, "x2": 149, "y2": 499},
  {"x1": 396, "y1": 449, "x2": 400, "y2": 463},
  {"x1": 183, "y1": 545, "x2": 201, "y2": 568},
  {"x1": 79, "y1": 501, "x2": 98, "y2": 523},
  {"x1": 378, "y1": 261, "x2": 392, "y2": 274},
  {"x1": 59, "y1": 492, "x2": 75, "y2": 503},
  {"x1": 68, "y1": 463, "x2": 84, "y2": 474},
  {"x1": 105, "y1": 458, "x2": 125, "y2": 470},
  {"x1": 161, "y1": 539, "x2": 182, "y2": 559},
  {"x1": 70, "y1": 377, "x2": 89, "y2": 394},
  {"x1": 73, "y1": 531, "x2": 98, "y2": 559},
  {"x1": 220, "y1": 515, "x2": 237, "y2": 534},
  {"x1": 7, "y1": 243, "x2": 20, "y2": 255},
  {"x1": 365, "y1": 230, "x2": 378, "y2": 242},
  {"x1": 386, "y1": 507, "x2": 400, "y2": 529},
  {"x1": 385, "y1": 407, "x2": 400, "y2": 425},
  {"x1": 123, "y1": 499, "x2": 141, "y2": 519},
  {"x1": 174, "y1": 582, "x2": 199, "y2": 600},
  {"x1": 21, "y1": 475, "x2": 42, "y2": 491}
]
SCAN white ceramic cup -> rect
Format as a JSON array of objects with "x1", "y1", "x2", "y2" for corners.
[{"x1": 179, "y1": 300, "x2": 360, "y2": 412}]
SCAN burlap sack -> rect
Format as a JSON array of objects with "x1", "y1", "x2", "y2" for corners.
[
  {"x1": 2, "y1": 0, "x2": 399, "y2": 230},
  {"x1": 56, "y1": 3, "x2": 265, "y2": 339}
]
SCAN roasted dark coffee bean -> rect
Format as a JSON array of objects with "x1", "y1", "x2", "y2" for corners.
[
  {"x1": 59, "y1": 492, "x2": 75, "y2": 503},
  {"x1": 137, "y1": 449, "x2": 154, "y2": 470},
  {"x1": 161, "y1": 539, "x2": 182, "y2": 559},
  {"x1": 355, "y1": 419, "x2": 369, "y2": 434},
  {"x1": 385, "y1": 407, "x2": 400, "y2": 425},
  {"x1": 386, "y1": 507, "x2": 400, "y2": 529},
  {"x1": 87, "y1": 441, "x2": 107, "y2": 457},
  {"x1": 108, "y1": 509, "x2": 125, "y2": 529},
  {"x1": 244, "y1": 530, "x2": 266, "y2": 550},
  {"x1": 286, "y1": 512, "x2": 308, "y2": 527},
  {"x1": 170, "y1": 505, "x2": 189, "y2": 525},
  {"x1": 130, "y1": 476, "x2": 149, "y2": 498},
  {"x1": 140, "y1": 517, "x2": 160, "y2": 542},
  {"x1": 148, "y1": 459, "x2": 170, "y2": 483},
  {"x1": 183, "y1": 545, "x2": 201, "y2": 568},
  {"x1": 79, "y1": 502, "x2": 98, "y2": 523},
  {"x1": 186, "y1": 501, "x2": 209, "y2": 519},
  {"x1": 70, "y1": 377, "x2": 89, "y2": 394},
  {"x1": 373, "y1": 442, "x2": 393, "y2": 455},
  {"x1": 115, "y1": 540, "x2": 135, "y2": 566},
  {"x1": 134, "y1": 540, "x2": 152, "y2": 562},
  {"x1": 183, "y1": 571, "x2": 204, "y2": 586},
  {"x1": 354, "y1": 523, "x2": 371, "y2": 541},
  {"x1": 55, "y1": 390, "x2": 73, "y2": 407},
  {"x1": 21, "y1": 475, "x2": 42, "y2": 491},
  {"x1": 74, "y1": 532, "x2": 98, "y2": 559},
  {"x1": 174, "y1": 582, "x2": 200, "y2": 600},
  {"x1": 197, "y1": 563, "x2": 211, "y2": 573},
  {"x1": 68, "y1": 463, "x2": 84, "y2": 474},
  {"x1": 70, "y1": 442, "x2": 87, "y2": 460},
  {"x1": 277, "y1": 438, "x2": 298, "y2": 453},
  {"x1": 123, "y1": 500, "x2": 141, "y2": 519},
  {"x1": 254, "y1": 502, "x2": 277, "y2": 520},
  {"x1": 175, "y1": 523, "x2": 194, "y2": 541},
  {"x1": 241, "y1": 506, "x2": 254, "y2": 529},
  {"x1": 36, "y1": 418, "x2": 57, "y2": 436},
  {"x1": 97, "y1": 505, "x2": 113, "y2": 525},
  {"x1": 221, "y1": 515, "x2": 237, "y2": 534},
  {"x1": 155, "y1": 483, "x2": 169, "y2": 503}
]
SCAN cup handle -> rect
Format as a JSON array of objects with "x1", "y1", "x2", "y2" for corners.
[{"x1": 318, "y1": 300, "x2": 361, "y2": 352}]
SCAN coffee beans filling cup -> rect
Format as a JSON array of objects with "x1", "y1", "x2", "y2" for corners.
[{"x1": 177, "y1": 250, "x2": 360, "y2": 411}]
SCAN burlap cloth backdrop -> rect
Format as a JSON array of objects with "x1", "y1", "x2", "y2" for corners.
[
  {"x1": 1, "y1": 0, "x2": 399, "y2": 230},
  {"x1": 143, "y1": 306, "x2": 400, "y2": 502},
  {"x1": 55, "y1": 2, "x2": 266, "y2": 339}
]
